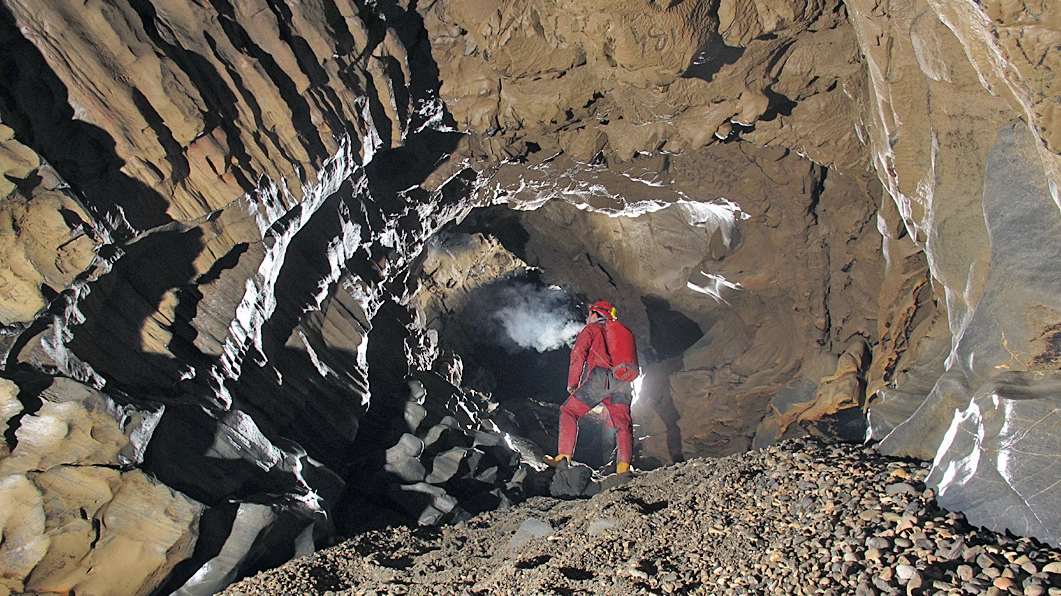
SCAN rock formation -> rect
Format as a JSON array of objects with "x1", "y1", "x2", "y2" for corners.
[{"x1": 0, "y1": 0, "x2": 1058, "y2": 593}]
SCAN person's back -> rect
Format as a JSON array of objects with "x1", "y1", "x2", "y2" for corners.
[{"x1": 567, "y1": 318, "x2": 610, "y2": 390}]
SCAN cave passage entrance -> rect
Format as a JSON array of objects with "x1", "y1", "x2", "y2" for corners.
[
  {"x1": 442, "y1": 269, "x2": 623, "y2": 468},
  {"x1": 418, "y1": 202, "x2": 708, "y2": 468},
  {"x1": 449, "y1": 270, "x2": 578, "y2": 403},
  {"x1": 419, "y1": 206, "x2": 634, "y2": 467}
]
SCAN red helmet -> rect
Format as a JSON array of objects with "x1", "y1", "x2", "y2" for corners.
[{"x1": 588, "y1": 301, "x2": 617, "y2": 320}]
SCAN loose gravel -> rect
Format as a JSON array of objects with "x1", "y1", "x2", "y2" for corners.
[{"x1": 223, "y1": 438, "x2": 1061, "y2": 595}]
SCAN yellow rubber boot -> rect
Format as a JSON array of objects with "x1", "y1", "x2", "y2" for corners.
[
  {"x1": 545, "y1": 454, "x2": 572, "y2": 467},
  {"x1": 616, "y1": 462, "x2": 631, "y2": 474}
]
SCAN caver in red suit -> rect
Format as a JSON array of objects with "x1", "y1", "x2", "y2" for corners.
[{"x1": 552, "y1": 301, "x2": 636, "y2": 474}]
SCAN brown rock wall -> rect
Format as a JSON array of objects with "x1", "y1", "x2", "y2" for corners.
[
  {"x1": 421, "y1": 0, "x2": 868, "y2": 171},
  {"x1": 0, "y1": 1, "x2": 461, "y2": 590},
  {"x1": 3, "y1": 0, "x2": 385, "y2": 223},
  {"x1": 0, "y1": 378, "x2": 200, "y2": 596},
  {"x1": 0, "y1": 125, "x2": 99, "y2": 327}
]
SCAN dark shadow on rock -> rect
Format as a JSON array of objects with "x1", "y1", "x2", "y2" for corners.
[
  {"x1": 0, "y1": 370, "x2": 52, "y2": 448},
  {"x1": 450, "y1": 205, "x2": 532, "y2": 260},
  {"x1": 804, "y1": 406, "x2": 869, "y2": 443},
  {"x1": 143, "y1": 403, "x2": 343, "y2": 591},
  {"x1": 759, "y1": 88, "x2": 798, "y2": 122},
  {"x1": 682, "y1": 32, "x2": 745, "y2": 83},
  {"x1": 143, "y1": 404, "x2": 295, "y2": 503},
  {"x1": 363, "y1": 128, "x2": 464, "y2": 203},
  {"x1": 154, "y1": 502, "x2": 239, "y2": 595},
  {"x1": 0, "y1": 4, "x2": 173, "y2": 236},
  {"x1": 642, "y1": 295, "x2": 703, "y2": 359},
  {"x1": 372, "y1": 0, "x2": 458, "y2": 131},
  {"x1": 230, "y1": 341, "x2": 369, "y2": 473},
  {"x1": 63, "y1": 226, "x2": 208, "y2": 397},
  {"x1": 641, "y1": 296, "x2": 702, "y2": 464}
]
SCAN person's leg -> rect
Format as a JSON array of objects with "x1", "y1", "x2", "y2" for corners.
[
  {"x1": 603, "y1": 397, "x2": 633, "y2": 472},
  {"x1": 557, "y1": 395, "x2": 592, "y2": 459}
]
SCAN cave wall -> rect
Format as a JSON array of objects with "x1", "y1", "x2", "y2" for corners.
[
  {"x1": 843, "y1": 0, "x2": 1061, "y2": 544},
  {"x1": 0, "y1": 0, "x2": 492, "y2": 593},
  {"x1": 0, "y1": 0, "x2": 1060, "y2": 592}
]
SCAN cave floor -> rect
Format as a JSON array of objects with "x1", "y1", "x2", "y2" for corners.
[{"x1": 224, "y1": 438, "x2": 1061, "y2": 596}]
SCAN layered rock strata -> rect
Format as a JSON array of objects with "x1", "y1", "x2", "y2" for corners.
[{"x1": 0, "y1": 0, "x2": 517, "y2": 593}]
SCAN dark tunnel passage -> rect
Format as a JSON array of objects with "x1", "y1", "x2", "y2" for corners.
[
  {"x1": 343, "y1": 202, "x2": 711, "y2": 534},
  {"x1": 411, "y1": 205, "x2": 707, "y2": 469}
]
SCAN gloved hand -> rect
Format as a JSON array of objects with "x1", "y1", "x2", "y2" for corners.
[{"x1": 566, "y1": 385, "x2": 576, "y2": 394}]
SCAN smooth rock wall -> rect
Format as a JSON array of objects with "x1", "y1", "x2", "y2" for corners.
[{"x1": 838, "y1": 0, "x2": 1061, "y2": 544}]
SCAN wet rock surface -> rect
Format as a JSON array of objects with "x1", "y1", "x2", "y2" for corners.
[{"x1": 224, "y1": 438, "x2": 1061, "y2": 596}]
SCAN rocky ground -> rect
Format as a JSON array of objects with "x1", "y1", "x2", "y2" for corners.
[{"x1": 223, "y1": 438, "x2": 1061, "y2": 596}]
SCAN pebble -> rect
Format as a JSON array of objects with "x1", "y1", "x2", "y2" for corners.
[
  {"x1": 896, "y1": 564, "x2": 916, "y2": 580},
  {"x1": 885, "y1": 482, "x2": 917, "y2": 495},
  {"x1": 994, "y1": 577, "x2": 1015, "y2": 590},
  {"x1": 868, "y1": 537, "x2": 891, "y2": 550}
]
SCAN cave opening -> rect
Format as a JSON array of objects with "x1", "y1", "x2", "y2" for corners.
[
  {"x1": 418, "y1": 205, "x2": 584, "y2": 408},
  {"x1": 426, "y1": 264, "x2": 625, "y2": 469},
  {"x1": 413, "y1": 202, "x2": 706, "y2": 470},
  {"x1": 430, "y1": 267, "x2": 577, "y2": 403},
  {"x1": 344, "y1": 197, "x2": 716, "y2": 532}
]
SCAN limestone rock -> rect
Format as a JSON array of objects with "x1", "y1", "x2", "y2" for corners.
[
  {"x1": 421, "y1": 0, "x2": 867, "y2": 169},
  {"x1": 0, "y1": 375, "x2": 201, "y2": 596},
  {"x1": 0, "y1": 147, "x2": 99, "y2": 326},
  {"x1": 0, "y1": 379, "x2": 20, "y2": 458},
  {"x1": 0, "y1": 378, "x2": 158, "y2": 476},
  {"x1": 22, "y1": 468, "x2": 201, "y2": 596},
  {"x1": 417, "y1": 232, "x2": 529, "y2": 336},
  {"x1": 0, "y1": 474, "x2": 47, "y2": 588},
  {"x1": 927, "y1": 370, "x2": 1061, "y2": 546}
]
